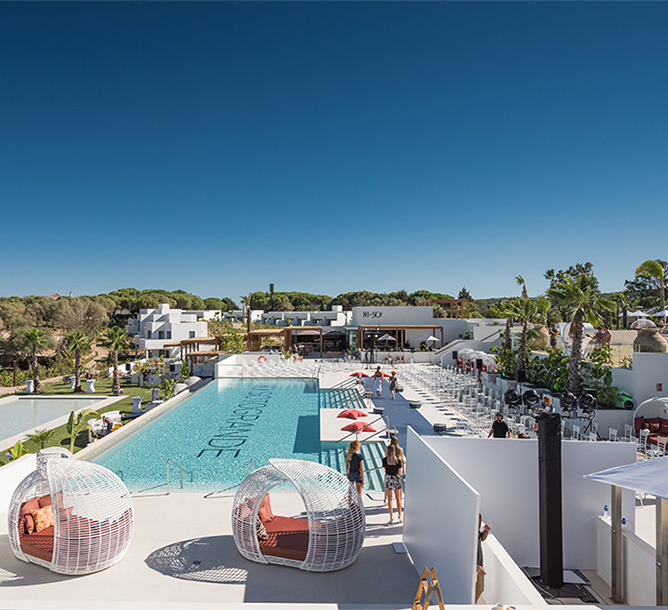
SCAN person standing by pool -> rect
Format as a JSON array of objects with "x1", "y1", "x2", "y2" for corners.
[
  {"x1": 383, "y1": 444, "x2": 403, "y2": 525},
  {"x1": 372, "y1": 366, "x2": 384, "y2": 398},
  {"x1": 345, "y1": 440, "x2": 364, "y2": 495},
  {"x1": 388, "y1": 371, "x2": 399, "y2": 399}
]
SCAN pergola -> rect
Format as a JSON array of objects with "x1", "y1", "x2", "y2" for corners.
[
  {"x1": 357, "y1": 325, "x2": 445, "y2": 349},
  {"x1": 246, "y1": 327, "x2": 324, "y2": 357},
  {"x1": 415, "y1": 298, "x2": 470, "y2": 319}
]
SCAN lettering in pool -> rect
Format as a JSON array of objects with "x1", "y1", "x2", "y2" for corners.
[{"x1": 197, "y1": 384, "x2": 273, "y2": 459}]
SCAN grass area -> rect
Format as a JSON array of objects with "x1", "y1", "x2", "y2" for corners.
[{"x1": 1, "y1": 378, "x2": 155, "y2": 458}]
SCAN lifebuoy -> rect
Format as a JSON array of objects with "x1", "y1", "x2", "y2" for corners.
[{"x1": 258, "y1": 356, "x2": 267, "y2": 363}]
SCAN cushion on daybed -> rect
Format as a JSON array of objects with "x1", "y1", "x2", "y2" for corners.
[
  {"x1": 19, "y1": 525, "x2": 54, "y2": 562},
  {"x1": 19, "y1": 498, "x2": 40, "y2": 520},
  {"x1": 258, "y1": 516, "x2": 309, "y2": 562},
  {"x1": 38, "y1": 494, "x2": 52, "y2": 508},
  {"x1": 24, "y1": 514, "x2": 35, "y2": 535},
  {"x1": 257, "y1": 495, "x2": 275, "y2": 524},
  {"x1": 634, "y1": 416, "x2": 644, "y2": 435},
  {"x1": 337, "y1": 409, "x2": 368, "y2": 420}
]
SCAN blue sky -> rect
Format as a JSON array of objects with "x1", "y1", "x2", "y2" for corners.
[{"x1": 2, "y1": 2, "x2": 667, "y2": 301}]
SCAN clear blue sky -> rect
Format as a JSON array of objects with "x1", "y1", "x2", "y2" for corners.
[{"x1": 2, "y1": 2, "x2": 667, "y2": 300}]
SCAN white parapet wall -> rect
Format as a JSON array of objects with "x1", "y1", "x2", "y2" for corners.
[
  {"x1": 596, "y1": 516, "x2": 656, "y2": 606},
  {"x1": 404, "y1": 427, "x2": 479, "y2": 604},
  {"x1": 424, "y1": 436, "x2": 636, "y2": 570}
]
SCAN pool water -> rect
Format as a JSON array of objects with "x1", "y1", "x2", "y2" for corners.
[
  {"x1": 0, "y1": 396, "x2": 105, "y2": 444},
  {"x1": 92, "y1": 378, "x2": 328, "y2": 492}
]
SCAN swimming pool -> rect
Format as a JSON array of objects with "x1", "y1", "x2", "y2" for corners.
[
  {"x1": 91, "y1": 378, "x2": 328, "y2": 492},
  {"x1": 0, "y1": 395, "x2": 107, "y2": 446}
]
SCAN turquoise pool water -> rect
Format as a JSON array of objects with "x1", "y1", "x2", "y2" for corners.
[
  {"x1": 0, "y1": 396, "x2": 105, "y2": 444},
  {"x1": 92, "y1": 378, "x2": 325, "y2": 492}
]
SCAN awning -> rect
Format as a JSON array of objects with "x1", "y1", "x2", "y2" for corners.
[{"x1": 584, "y1": 456, "x2": 668, "y2": 499}]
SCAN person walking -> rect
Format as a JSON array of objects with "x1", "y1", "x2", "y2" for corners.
[
  {"x1": 488, "y1": 412, "x2": 511, "y2": 438},
  {"x1": 388, "y1": 370, "x2": 399, "y2": 399},
  {"x1": 345, "y1": 440, "x2": 364, "y2": 495},
  {"x1": 383, "y1": 444, "x2": 403, "y2": 525},
  {"x1": 372, "y1": 366, "x2": 384, "y2": 398}
]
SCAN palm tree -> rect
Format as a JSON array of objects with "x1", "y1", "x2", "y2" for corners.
[
  {"x1": 515, "y1": 296, "x2": 550, "y2": 381},
  {"x1": 64, "y1": 330, "x2": 91, "y2": 393},
  {"x1": 25, "y1": 428, "x2": 55, "y2": 449},
  {"x1": 66, "y1": 408, "x2": 98, "y2": 453},
  {"x1": 106, "y1": 326, "x2": 128, "y2": 395},
  {"x1": 548, "y1": 275, "x2": 614, "y2": 395},
  {"x1": 22, "y1": 328, "x2": 52, "y2": 393},
  {"x1": 491, "y1": 299, "x2": 521, "y2": 352},
  {"x1": 516, "y1": 275, "x2": 528, "y2": 300},
  {"x1": 636, "y1": 259, "x2": 666, "y2": 312}
]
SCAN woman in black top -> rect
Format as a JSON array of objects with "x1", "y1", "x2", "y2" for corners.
[
  {"x1": 383, "y1": 444, "x2": 403, "y2": 525},
  {"x1": 345, "y1": 440, "x2": 364, "y2": 495}
]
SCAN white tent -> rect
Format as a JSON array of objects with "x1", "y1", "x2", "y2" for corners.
[
  {"x1": 377, "y1": 333, "x2": 396, "y2": 342},
  {"x1": 418, "y1": 335, "x2": 440, "y2": 343}
]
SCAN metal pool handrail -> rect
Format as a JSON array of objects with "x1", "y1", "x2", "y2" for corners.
[{"x1": 166, "y1": 458, "x2": 194, "y2": 494}]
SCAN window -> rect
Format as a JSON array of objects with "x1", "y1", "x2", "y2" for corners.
[
  {"x1": 167, "y1": 331, "x2": 172, "y2": 339},
  {"x1": 158, "y1": 331, "x2": 164, "y2": 340},
  {"x1": 189, "y1": 331, "x2": 196, "y2": 339},
  {"x1": 147, "y1": 331, "x2": 152, "y2": 339}
]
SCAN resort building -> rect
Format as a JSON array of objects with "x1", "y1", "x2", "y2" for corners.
[{"x1": 126, "y1": 304, "x2": 212, "y2": 359}]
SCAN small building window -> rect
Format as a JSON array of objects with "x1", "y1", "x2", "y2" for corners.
[
  {"x1": 158, "y1": 331, "x2": 164, "y2": 340},
  {"x1": 167, "y1": 331, "x2": 172, "y2": 339},
  {"x1": 147, "y1": 331, "x2": 152, "y2": 339},
  {"x1": 189, "y1": 331, "x2": 196, "y2": 339}
]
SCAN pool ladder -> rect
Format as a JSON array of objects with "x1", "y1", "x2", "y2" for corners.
[{"x1": 166, "y1": 458, "x2": 194, "y2": 494}]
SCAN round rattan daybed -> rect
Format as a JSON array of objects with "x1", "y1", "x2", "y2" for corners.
[
  {"x1": 232, "y1": 458, "x2": 365, "y2": 572},
  {"x1": 8, "y1": 448, "x2": 134, "y2": 575}
]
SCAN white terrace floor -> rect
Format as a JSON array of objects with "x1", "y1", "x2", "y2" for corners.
[{"x1": 0, "y1": 492, "x2": 417, "y2": 609}]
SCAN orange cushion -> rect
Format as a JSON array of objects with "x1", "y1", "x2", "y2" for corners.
[
  {"x1": 258, "y1": 495, "x2": 274, "y2": 524},
  {"x1": 341, "y1": 421, "x2": 376, "y2": 433},
  {"x1": 649, "y1": 422, "x2": 661, "y2": 433},
  {"x1": 338, "y1": 410, "x2": 359, "y2": 420},
  {"x1": 31, "y1": 505, "x2": 54, "y2": 533},
  {"x1": 19, "y1": 498, "x2": 40, "y2": 520}
]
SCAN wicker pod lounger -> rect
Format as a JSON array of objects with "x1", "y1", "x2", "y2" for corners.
[
  {"x1": 232, "y1": 458, "x2": 365, "y2": 572},
  {"x1": 8, "y1": 448, "x2": 134, "y2": 575}
]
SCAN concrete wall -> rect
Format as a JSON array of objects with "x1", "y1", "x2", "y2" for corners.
[
  {"x1": 424, "y1": 436, "x2": 636, "y2": 570},
  {"x1": 404, "y1": 428, "x2": 479, "y2": 604}
]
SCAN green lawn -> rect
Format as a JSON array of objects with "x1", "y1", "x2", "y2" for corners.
[{"x1": 1, "y1": 378, "x2": 156, "y2": 458}]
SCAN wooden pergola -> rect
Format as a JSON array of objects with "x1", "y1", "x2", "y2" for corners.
[
  {"x1": 246, "y1": 327, "x2": 324, "y2": 357},
  {"x1": 183, "y1": 350, "x2": 226, "y2": 374},
  {"x1": 357, "y1": 325, "x2": 445, "y2": 349},
  {"x1": 415, "y1": 298, "x2": 470, "y2": 319},
  {"x1": 164, "y1": 337, "x2": 222, "y2": 360}
]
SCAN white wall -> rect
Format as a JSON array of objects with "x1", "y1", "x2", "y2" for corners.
[
  {"x1": 0, "y1": 453, "x2": 36, "y2": 515},
  {"x1": 597, "y1": 516, "x2": 656, "y2": 605},
  {"x1": 482, "y1": 534, "x2": 547, "y2": 606},
  {"x1": 424, "y1": 436, "x2": 636, "y2": 569},
  {"x1": 404, "y1": 428, "x2": 479, "y2": 604}
]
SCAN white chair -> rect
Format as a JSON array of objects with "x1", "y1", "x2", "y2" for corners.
[
  {"x1": 589, "y1": 432, "x2": 597, "y2": 442},
  {"x1": 572, "y1": 425, "x2": 581, "y2": 440},
  {"x1": 608, "y1": 427, "x2": 618, "y2": 442},
  {"x1": 624, "y1": 424, "x2": 635, "y2": 443}
]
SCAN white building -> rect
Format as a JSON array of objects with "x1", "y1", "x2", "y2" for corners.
[
  {"x1": 127, "y1": 304, "x2": 211, "y2": 358},
  {"x1": 260, "y1": 305, "x2": 350, "y2": 327}
]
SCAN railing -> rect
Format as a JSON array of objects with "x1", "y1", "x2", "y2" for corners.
[{"x1": 166, "y1": 458, "x2": 194, "y2": 494}]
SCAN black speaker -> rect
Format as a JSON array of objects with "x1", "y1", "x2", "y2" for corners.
[
  {"x1": 523, "y1": 389, "x2": 540, "y2": 408},
  {"x1": 476, "y1": 358, "x2": 483, "y2": 370},
  {"x1": 505, "y1": 389, "x2": 521, "y2": 406},
  {"x1": 537, "y1": 413, "x2": 564, "y2": 588},
  {"x1": 452, "y1": 351, "x2": 458, "y2": 360}
]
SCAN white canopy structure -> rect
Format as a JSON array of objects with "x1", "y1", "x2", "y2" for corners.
[
  {"x1": 634, "y1": 397, "x2": 668, "y2": 421},
  {"x1": 584, "y1": 456, "x2": 668, "y2": 499},
  {"x1": 232, "y1": 458, "x2": 365, "y2": 572},
  {"x1": 8, "y1": 448, "x2": 134, "y2": 575}
]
